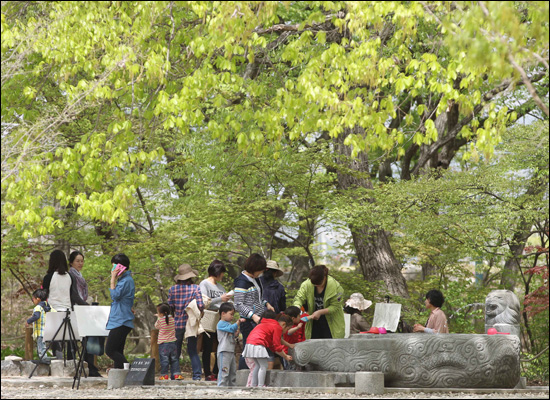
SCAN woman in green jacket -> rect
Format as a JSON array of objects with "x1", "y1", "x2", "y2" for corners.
[{"x1": 293, "y1": 265, "x2": 345, "y2": 339}]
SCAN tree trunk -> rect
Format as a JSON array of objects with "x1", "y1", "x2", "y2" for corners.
[
  {"x1": 335, "y1": 130, "x2": 409, "y2": 298},
  {"x1": 422, "y1": 262, "x2": 437, "y2": 280},
  {"x1": 129, "y1": 294, "x2": 157, "y2": 354}
]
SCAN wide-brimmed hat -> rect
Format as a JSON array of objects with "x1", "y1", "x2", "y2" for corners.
[
  {"x1": 174, "y1": 263, "x2": 198, "y2": 282},
  {"x1": 345, "y1": 293, "x2": 373, "y2": 311},
  {"x1": 266, "y1": 260, "x2": 284, "y2": 278}
]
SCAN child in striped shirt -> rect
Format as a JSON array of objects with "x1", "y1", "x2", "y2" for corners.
[{"x1": 155, "y1": 303, "x2": 183, "y2": 380}]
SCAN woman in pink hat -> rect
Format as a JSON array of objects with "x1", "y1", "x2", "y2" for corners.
[{"x1": 344, "y1": 293, "x2": 372, "y2": 335}]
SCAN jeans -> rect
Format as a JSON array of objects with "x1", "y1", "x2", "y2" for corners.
[
  {"x1": 105, "y1": 325, "x2": 132, "y2": 369},
  {"x1": 36, "y1": 336, "x2": 49, "y2": 360},
  {"x1": 159, "y1": 341, "x2": 181, "y2": 378},
  {"x1": 175, "y1": 328, "x2": 202, "y2": 380}
]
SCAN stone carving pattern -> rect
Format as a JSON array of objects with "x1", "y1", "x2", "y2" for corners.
[{"x1": 293, "y1": 334, "x2": 520, "y2": 388}]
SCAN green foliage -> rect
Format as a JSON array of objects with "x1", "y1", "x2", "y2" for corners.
[{"x1": 1, "y1": 346, "x2": 25, "y2": 360}]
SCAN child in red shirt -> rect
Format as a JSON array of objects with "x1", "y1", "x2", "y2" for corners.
[
  {"x1": 242, "y1": 311, "x2": 292, "y2": 387},
  {"x1": 282, "y1": 306, "x2": 307, "y2": 370}
]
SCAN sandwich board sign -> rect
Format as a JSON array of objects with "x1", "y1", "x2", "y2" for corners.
[{"x1": 124, "y1": 358, "x2": 155, "y2": 386}]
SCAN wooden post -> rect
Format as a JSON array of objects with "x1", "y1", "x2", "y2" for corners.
[
  {"x1": 25, "y1": 327, "x2": 34, "y2": 360},
  {"x1": 150, "y1": 329, "x2": 160, "y2": 372}
]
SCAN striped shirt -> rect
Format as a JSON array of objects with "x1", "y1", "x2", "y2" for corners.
[
  {"x1": 168, "y1": 283, "x2": 204, "y2": 330},
  {"x1": 234, "y1": 272, "x2": 267, "y2": 319},
  {"x1": 155, "y1": 315, "x2": 177, "y2": 344}
]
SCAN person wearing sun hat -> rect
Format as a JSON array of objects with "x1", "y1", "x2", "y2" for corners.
[
  {"x1": 259, "y1": 260, "x2": 286, "y2": 314},
  {"x1": 168, "y1": 263, "x2": 204, "y2": 380},
  {"x1": 344, "y1": 293, "x2": 373, "y2": 335},
  {"x1": 259, "y1": 260, "x2": 287, "y2": 370}
]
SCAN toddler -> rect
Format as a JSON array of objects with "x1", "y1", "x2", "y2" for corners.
[
  {"x1": 155, "y1": 303, "x2": 184, "y2": 380},
  {"x1": 216, "y1": 302, "x2": 243, "y2": 386},
  {"x1": 281, "y1": 306, "x2": 307, "y2": 370},
  {"x1": 26, "y1": 289, "x2": 55, "y2": 365},
  {"x1": 242, "y1": 310, "x2": 293, "y2": 387}
]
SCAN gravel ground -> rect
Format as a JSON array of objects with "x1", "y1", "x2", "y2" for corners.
[{"x1": 1, "y1": 384, "x2": 548, "y2": 399}]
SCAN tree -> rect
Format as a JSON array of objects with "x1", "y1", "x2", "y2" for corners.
[{"x1": 2, "y1": 2, "x2": 548, "y2": 298}]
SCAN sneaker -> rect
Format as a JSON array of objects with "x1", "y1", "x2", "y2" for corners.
[
  {"x1": 173, "y1": 374, "x2": 184, "y2": 380},
  {"x1": 206, "y1": 374, "x2": 217, "y2": 381},
  {"x1": 159, "y1": 375, "x2": 170, "y2": 380}
]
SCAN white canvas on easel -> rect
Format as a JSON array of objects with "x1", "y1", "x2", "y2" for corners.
[
  {"x1": 44, "y1": 311, "x2": 81, "y2": 341},
  {"x1": 372, "y1": 303, "x2": 401, "y2": 332},
  {"x1": 72, "y1": 305, "x2": 111, "y2": 337}
]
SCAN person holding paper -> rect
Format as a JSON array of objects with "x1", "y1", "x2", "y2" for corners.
[{"x1": 105, "y1": 253, "x2": 135, "y2": 369}]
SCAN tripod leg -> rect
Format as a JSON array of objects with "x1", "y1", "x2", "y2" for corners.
[
  {"x1": 66, "y1": 318, "x2": 80, "y2": 376},
  {"x1": 72, "y1": 337, "x2": 87, "y2": 390}
]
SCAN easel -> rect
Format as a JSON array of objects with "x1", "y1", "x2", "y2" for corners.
[
  {"x1": 29, "y1": 310, "x2": 81, "y2": 379},
  {"x1": 71, "y1": 305, "x2": 111, "y2": 389}
]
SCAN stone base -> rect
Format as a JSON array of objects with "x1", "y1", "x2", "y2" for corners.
[
  {"x1": 355, "y1": 371, "x2": 384, "y2": 395},
  {"x1": 50, "y1": 360, "x2": 88, "y2": 377},
  {"x1": 1, "y1": 360, "x2": 21, "y2": 376},
  {"x1": 21, "y1": 361, "x2": 50, "y2": 377},
  {"x1": 514, "y1": 377, "x2": 527, "y2": 389},
  {"x1": 107, "y1": 369, "x2": 129, "y2": 389},
  {"x1": 236, "y1": 370, "x2": 356, "y2": 387}
]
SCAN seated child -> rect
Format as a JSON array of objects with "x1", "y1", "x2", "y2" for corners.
[
  {"x1": 155, "y1": 303, "x2": 184, "y2": 380},
  {"x1": 216, "y1": 302, "x2": 243, "y2": 386},
  {"x1": 242, "y1": 310, "x2": 293, "y2": 387},
  {"x1": 344, "y1": 293, "x2": 372, "y2": 335},
  {"x1": 26, "y1": 289, "x2": 55, "y2": 364}
]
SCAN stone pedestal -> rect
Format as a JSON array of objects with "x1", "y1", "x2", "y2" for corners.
[
  {"x1": 355, "y1": 371, "x2": 384, "y2": 395},
  {"x1": 21, "y1": 361, "x2": 50, "y2": 377},
  {"x1": 514, "y1": 377, "x2": 527, "y2": 389},
  {"x1": 236, "y1": 370, "x2": 357, "y2": 387},
  {"x1": 50, "y1": 360, "x2": 88, "y2": 377},
  {"x1": 108, "y1": 369, "x2": 129, "y2": 389}
]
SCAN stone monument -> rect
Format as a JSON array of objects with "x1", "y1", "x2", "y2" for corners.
[
  {"x1": 485, "y1": 289, "x2": 521, "y2": 336},
  {"x1": 293, "y1": 333, "x2": 521, "y2": 388}
]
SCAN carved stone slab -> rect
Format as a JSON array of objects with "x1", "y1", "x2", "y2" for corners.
[{"x1": 293, "y1": 333, "x2": 520, "y2": 388}]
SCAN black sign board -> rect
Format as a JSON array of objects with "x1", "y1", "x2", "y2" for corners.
[{"x1": 124, "y1": 358, "x2": 155, "y2": 386}]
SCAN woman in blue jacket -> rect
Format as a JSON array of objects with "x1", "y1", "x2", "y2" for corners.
[{"x1": 105, "y1": 253, "x2": 135, "y2": 369}]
